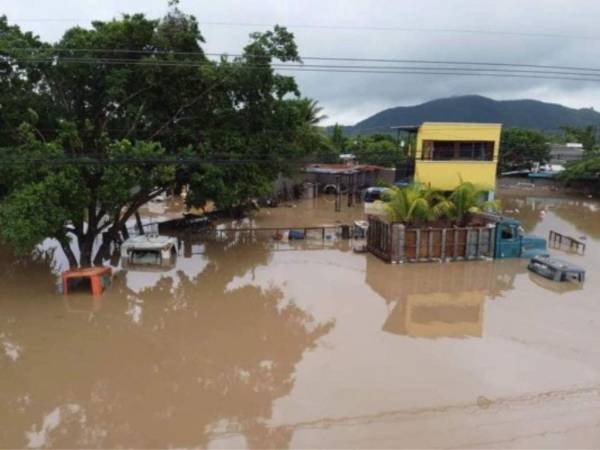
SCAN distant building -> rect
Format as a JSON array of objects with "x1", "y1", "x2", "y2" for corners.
[
  {"x1": 339, "y1": 153, "x2": 357, "y2": 164},
  {"x1": 549, "y1": 143, "x2": 584, "y2": 165},
  {"x1": 304, "y1": 163, "x2": 394, "y2": 192},
  {"x1": 392, "y1": 122, "x2": 502, "y2": 198}
]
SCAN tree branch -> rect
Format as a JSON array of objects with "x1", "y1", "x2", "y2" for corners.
[
  {"x1": 124, "y1": 100, "x2": 147, "y2": 138},
  {"x1": 148, "y1": 79, "x2": 225, "y2": 140},
  {"x1": 100, "y1": 86, "x2": 151, "y2": 133}
]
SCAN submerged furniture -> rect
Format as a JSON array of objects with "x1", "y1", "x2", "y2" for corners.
[
  {"x1": 352, "y1": 220, "x2": 369, "y2": 253},
  {"x1": 121, "y1": 234, "x2": 178, "y2": 267},
  {"x1": 288, "y1": 230, "x2": 305, "y2": 240},
  {"x1": 527, "y1": 255, "x2": 585, "y2": 282},
  {"x1": 62, "y1": 267, "x2": 112, "y2": 296}
]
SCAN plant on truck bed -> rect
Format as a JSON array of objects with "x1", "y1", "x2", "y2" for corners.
[{"x1": 383, "y1": 182, "x2": 500, "y2": 227}]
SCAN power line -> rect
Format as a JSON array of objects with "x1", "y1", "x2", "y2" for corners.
[
  {"x1": 5, "y1": 46, "x2": 600, "y2": 74},
  {"x1": 8, "y1": 18, "x2": 600, "y2": 42},
  {"x1": 12, "y1": 54, "x2": 600, "y2": 78},
  {"x1": 12, "y1": 56, "x2": 600, "y2": 83},
  {"x1": 195, "y1": 21, "x2": 600, "y2": 42}
]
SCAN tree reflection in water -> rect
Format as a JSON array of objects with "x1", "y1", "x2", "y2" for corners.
[{"x1": 0, "y1": 236, "x2": 334, "y2": 449}]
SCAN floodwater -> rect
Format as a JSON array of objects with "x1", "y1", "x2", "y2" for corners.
[{"x1": 1, "y1": 194, "x2": 600, "y2": 448}]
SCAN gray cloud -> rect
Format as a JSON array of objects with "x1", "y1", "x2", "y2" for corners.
[{"x1": 5, "y1": 0, "x2": 600, "y2": 125}]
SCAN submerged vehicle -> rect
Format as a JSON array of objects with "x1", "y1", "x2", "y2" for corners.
[
  {"x1": 121, "y1": 234, "x2": 178, "y2": 268},
  {"x1": 527, "y1": 255, "x2": 585, "y2": 282},
  {"x1": 364, "y1": 187, "x2": 391, "y2": 203},
  {"x1": 477, "y1": 214, "x2": 549, "y2": 259},
  {"x1": 494, "y1": 218, "x2": 548, "y2": 259},
  {"x1": 366, "y1": 212, "x2": 549, "y2": 263}
]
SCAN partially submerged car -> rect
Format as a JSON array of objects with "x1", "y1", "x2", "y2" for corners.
[
  {"x1": 364, "y1": 187, "x2": 391, "y2": 203},
  {"x1": 528, "y1": 255, "x2": 585, "y2": 282},
  {"x1": 121, "y1": 234, "x2": 178, "y2": 268}
]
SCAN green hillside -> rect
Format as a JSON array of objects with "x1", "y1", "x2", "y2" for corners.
[{"x1": 340, "y1": 95, "x2": 600, "y2": 135}]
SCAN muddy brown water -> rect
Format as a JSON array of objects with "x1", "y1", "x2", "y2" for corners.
[{"x1": 1, "y1": 195, "x2": 600, "y2": 448}]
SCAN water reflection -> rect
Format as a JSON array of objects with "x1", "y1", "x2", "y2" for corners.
[
  {"x1": 366, "y1": 258, "x2": 527, "y2": 339},
  {"x1": 528, "y1": 272, "x2": 584, "y2": 294},
  {"x1": 2, "y1": 193, "x2": 599, "y2": 448},
  {"x1": 502, "y1": 195, "x2": 600, "y2": 238},
  {"x1": 0, "y1": 237, "x2": 334, "y2": 448}
]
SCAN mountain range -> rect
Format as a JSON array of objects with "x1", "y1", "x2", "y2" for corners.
[{"x1": 338, "y1": 95, "x2": 600, "y2": 135}]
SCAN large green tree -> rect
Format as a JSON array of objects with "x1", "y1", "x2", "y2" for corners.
[
  {"x1": 347, "y1": 133, "x2": 404, "y2": 167},
  {"x1": 0, "y1": 9, "x2": 321, "y2": 267},
  {"x1": 560, "y1": 125, "x2": 599, "y2": 154},
  {"x1": 560, "y1": 156, "x2": 600, "y2": 191},
  {"x1": 499, "y1": 127, "x2": 550, "y2": 172}
]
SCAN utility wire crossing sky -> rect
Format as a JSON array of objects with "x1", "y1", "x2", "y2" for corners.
[{"x1": 4, "y1": 0, "x2": 600, "y2": 124}]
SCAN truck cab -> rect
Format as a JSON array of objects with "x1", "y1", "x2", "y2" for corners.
[{"x1": 493, "y1": 217, "x2": 548, "y2": 259}]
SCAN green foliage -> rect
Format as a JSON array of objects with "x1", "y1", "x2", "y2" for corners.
[
  {"x1": 384, "y1": 182, "x2": 499, "y2": 224},
  {"x1": 343, "y1": 95, "x2": 600, "y2": 136},
  {"x1": 560, "y1": 156, "x2": 600, "y2": 183},
  {"x1": 385, "y1": 185, "x2": 433, "y2": 223},
  {"x1": 0, "y1": 170, "x2": 89, "y2": 255},
  {"x1": 447, "y1": 182, "x2": 500, "y2": 220},
  {"x1": 331, "y1": 124, "x2": 346, "y2": 151},
  {"x1": 347, "y1": 134, "x2": 404, "y2": 167},
  {"x1": 499, "y1": 128, "x2": 550, "y2": 172},
  {"x1": 0, "y1": 10, "x2": 320, "y2": 266},
  {"x1": 560, "y1": 125, "x2": 599, "y2": 154}
]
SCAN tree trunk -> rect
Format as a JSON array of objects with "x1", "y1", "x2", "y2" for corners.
[
  {"x1": 60, "y1": 240, "x2": 78, "y2": 269},
  {"x1": 79, "y1": 234, "x2": 95, "y2": 267},
  {"x1": 135, "y1": 211, "x2": 145, "y2": 235},
  {"x1": 93, "y1": 228, "x2": 118, "y2": 266}
]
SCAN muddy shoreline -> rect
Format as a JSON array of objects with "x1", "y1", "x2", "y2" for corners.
[{"x1": 497, "y1": 176, "x2": 597, "y2": 199}]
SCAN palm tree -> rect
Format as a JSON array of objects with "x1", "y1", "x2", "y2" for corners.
[
  {"x1": 384, "y1": 182, "x2": 499, "y2": 225},
  {"x1": 384, "y1": 184, "x2": 443, "y2": 223},
  {"x1": 447, "y1": 182, "x2": 500, "y2": 221},
  {"x1": 297, "y1": 98, "x2": 327, "y2": 126}
]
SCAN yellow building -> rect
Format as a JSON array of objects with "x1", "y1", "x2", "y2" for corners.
[{"x1": 394, "y1": 122, "x2": 502, "y2": 196}]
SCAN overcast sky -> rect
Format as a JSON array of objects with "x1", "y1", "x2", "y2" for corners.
[{"x1": 4, "y1": 0, "x2": 600, "y2": 125}]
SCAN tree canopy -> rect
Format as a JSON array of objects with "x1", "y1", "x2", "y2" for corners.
[
  {"x1": 499, "y1": 128, "x2": 550, "y2": 172},
  {"x1": 560, "y1": 125, "x2": 599, "y2": 154},
  {"x1": 346, "y1": 133, "x2": 404, "y2": 167},
  {"x1": 560, "y1": 156, "x2": 600, "y2": 190},
  {"x1": 0, "y1": 9, "x2": 324, "y2": 267}
]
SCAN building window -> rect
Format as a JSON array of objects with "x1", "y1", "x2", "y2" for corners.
[{"x1": 422, "y1": 141, "x2": 494, "y2": 161}]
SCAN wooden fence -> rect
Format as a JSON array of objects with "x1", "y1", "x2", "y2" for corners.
[{"x1": 367, "y1": 216, "x2": 496, "y2": 263}]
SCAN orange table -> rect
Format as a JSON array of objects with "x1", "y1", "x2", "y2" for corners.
[{"x1": 62, "y1": 267, "x2": 112, "y2": 296}]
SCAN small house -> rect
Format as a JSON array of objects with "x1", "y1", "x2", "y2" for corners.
[
  {"x1": 393, "y1": 122, "x2": 502, "y2": 199},
  {"x1": 303, "y1": 163, "x2": 395, "y2": 193}
]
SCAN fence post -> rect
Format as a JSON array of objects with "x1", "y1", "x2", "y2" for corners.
[
  {"x1": 427, "y1": 229, "x2": 434, "y2": 261},
  {"x1": 390, "y1": 223, "x2": 398, "y2": 263},
  {"x1": 453, "y1": 229, "x2": 459, "y2": 260},
  {"x1": 415, "y1": 229, "x2": 421, "y2": 261},
  {"x1": 398, "y1": 224, "x2": 405, "y2": 263},
  {"x1": 441, "y1": 229, "x2": 447, "y2": 261}
]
